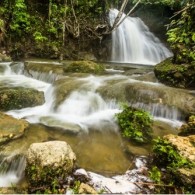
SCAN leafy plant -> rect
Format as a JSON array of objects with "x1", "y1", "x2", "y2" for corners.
[
  {"x1": 152, "y1": 137, "x2": 195, "y2": 169},
  {"x1": 149, "y1": 166, "x2": 162, "y2": 183},
  {"x1": 10, "y1": 0, "x2": 31, "y2": 37},
  {"x1": 115, "y1": 104, "x2": 153, "y2": 143},
  {"x1": 166, "y1": 2, "x2": 195, "y2": 64}
]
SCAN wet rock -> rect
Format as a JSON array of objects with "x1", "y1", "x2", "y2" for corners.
[
  {"x1": 0, "y1": 112, "x2": 29, "y2": 145},
  {"x1": 40, "y1": 116, "x2": 82, "y2": 133},
  {"x1": 24, "y1": 61, "x2": 64, "y2": 75},
  {"x1": 97, "y1": 78, "x2": 195, "y2": 115},
  {"x1": 53, "y1": 77, "x2": 85, "y2": 107},
  {"x1": 177, "y1": 168, "x2": 195, "y2": 186},
  {"x1": 0, "y1": 87, "x2": 45, "y2": 111},
  {"x1": 25, "y1": 141, "x2": 76, "y2": 188},
  {"x1": 24, "y1": 61, "x2": 65, "y2": 83}
]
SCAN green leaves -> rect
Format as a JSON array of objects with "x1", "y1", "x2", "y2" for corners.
[
  {"x1": 153, "y1": 137, "x2": 195, "y2": 169},
  {"x1": 115, "y1": 104, "x2": 153, "y2": 143},
  {"x1": 166, "y1": 2, "x2": 195, "y2": 63}
]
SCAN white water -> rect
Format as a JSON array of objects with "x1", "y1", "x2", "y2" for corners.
[
  {"x1": 109, "y1": 9, "x2": 173, "y2": 65},
  {"x1": 0, "y1": 155, "x2": 26, "y2": 187}
]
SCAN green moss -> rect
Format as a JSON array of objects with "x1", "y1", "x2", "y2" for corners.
[
  {"x1": 0, "y1": 87, "x2": 45, "y2": 111},
  {"x1": 64, "y1": 61, "x2": 105, "y2": 74},
  {"x1": 152, "y1": 137, "x2": 195, "y2": 169},
  {"x1": 150, "y1": 137, "x2": 195, "y2": 193},
  {"x1": 26, "y1": 163, "x2": 69, "y2": 194},
  {"x1": 154, "y1": 58, "x2": 195, "y2": 88},
  {"x1": 115, "y1": 104, "x2": 153, "y2": 143}
]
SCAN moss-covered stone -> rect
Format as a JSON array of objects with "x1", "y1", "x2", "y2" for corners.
[
  {"x1": 179, "y1": 115, "x2": 195, "y2": 136},
  {"x1": 151, "y1": 135, "x2": 195, "y2": 192},
  {"x1": 25, "y1": 141, "x2": 76, "y2": 193},
  {"x1": 63, "y1": 61, "x2": 105, "y2": 74},
  {"x1": 24, "y1": 61, "x2": 65, "y2": 75},
  {"x1": 154, "y1": 58, "x2": 195, "y2": 88},
  {"x1": 0, "y1": 87, "x2": 45, "y2": 111}
]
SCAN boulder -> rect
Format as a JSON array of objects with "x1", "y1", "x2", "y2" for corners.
[
  {"x1": 97, "y1": 79, "x2": 195, "y2": 115},
  {"x1": 53, "y1": 76, "x2": 85, "y2": 107},
  {"x1": 154, "y1": 58, "x2": 195, "y2": 88},
  {"x1": 25, "y1": 141, "x2": 76, "y2": 189},
  {"x1": 0, "y1": 87, "x2": 45, "y2": 111},
  {"x1": 0, "y1": 112, "x2": 29, "y2": 145}
]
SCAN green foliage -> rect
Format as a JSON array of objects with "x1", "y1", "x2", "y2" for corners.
[
  {"x1": 33, "y1": 31, "x2": 48, "y2": 43},
  {"x1": 10, "y1": 0, "x2": 31, "y2": 37},
  {"x1": 116, "y1": 104, "x2": 153, "y2": 143},
  {"x1": 166, "y1": 2, "x2": 195, "y2": 64},
  {"x1": 26, "y1": 164, "x2": 67, "y2": 194},
  {"x1": 152, "y1": 137, "x2": 195, "y2": 169},
  {"x1": 72, "y1": 180, "x2": 81, "y2": 194},
  {"x1": 149, "y1": 166, "x2": 162, "y2": 183}
]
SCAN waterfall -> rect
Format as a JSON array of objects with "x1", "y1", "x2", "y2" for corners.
[{"x1": 109, "y1": 9, "x2": 173, "y2": 65}]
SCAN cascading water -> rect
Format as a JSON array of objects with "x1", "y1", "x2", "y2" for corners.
[
  {"x1": 109, "y1": 9, "x2": 173, "y2": 65},
  {"x1": 0, "y1": 61, "x2": 193, "y2": 187}
]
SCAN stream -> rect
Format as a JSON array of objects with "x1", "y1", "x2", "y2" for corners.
[{"x1": 0, "y1": 60, "x2": 192, "y2": 188}]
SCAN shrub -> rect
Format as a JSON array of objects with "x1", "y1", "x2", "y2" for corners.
[{"x1": 115, "y1": 104, "x2": 153, "y2": 143}]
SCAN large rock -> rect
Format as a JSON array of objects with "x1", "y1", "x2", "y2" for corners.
[
  {"x1": 25, "y1": 141, "x2": 76, "y2": 189},
  {"x1": 163, "y1": 134, "x2": 195, "y2": 163},
  {"x1": 0, "y1": 112, "x2": 29, "y2": 145},
  {"x1": 154, "y1": 58, "x2": 195, "y2": 88},
  {"x1": 0, "y1": 87, "x2": 45, "y2": 111},
  {"x1": 53, "y1": 76, "x2": 85, "y2": 107},
  {"x1": 97, "y1": 79, "x2": 195, "y2": 115},
  {"x1": 24, "y1": 61, "x2": 65, "y2": 83},
  {"x1": 164, "y1": 134, "x2": 195, "y2": 187}
]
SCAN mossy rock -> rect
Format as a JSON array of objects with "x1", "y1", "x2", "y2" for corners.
[
  {"x1": 179, "y1": 115, "x2": 195, "y2": 136},
  {"x1": 25, "y1": 141, "x2": 76, "y2": 193},
  {"x1": 152, "y1": 135, "x2": 195, "y2": 192},
  {"x1": 0, "y1": 87, "x2": 45, "y2": 111},
  {"x1": 0, "y1": 112, "x2": 29, "y2": 145},
  {"x1": 24, "y1": 61, "x2": 65, "y2": 75},
  {"x1": 154, "y1": 58, "x2": 195, "y2": 88},
  {"x1": 0, "y1": 53, "x2": 11, "y2": 62},
  {"x1": 53, "y1": 77, "x2": 85, "y2": 107},
  {"x1": 64, "y1": 60, "x2": 105, "y2": 74}
]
